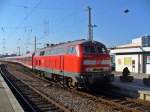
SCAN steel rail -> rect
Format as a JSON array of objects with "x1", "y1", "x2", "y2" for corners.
[
  {"x1": 0, "y1": 64, "x2": 71, "y2": 112},
  {"x1": 3, "y1": 63, "x2": 150, "y2": 112},
  {"x1": 0, "y1": 66, "x2": 36, "y2": 112}
]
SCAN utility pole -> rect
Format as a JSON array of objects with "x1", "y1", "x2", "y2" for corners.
[
  {"x1": 34, "y1": 36, "x2": 37, "y2": 52},
  {"x1": 88, "y1": 6, "x2": 92, "y2": 41},
  {"x1": 87, "y1": 6, "x2": 97, "y2": 41}
]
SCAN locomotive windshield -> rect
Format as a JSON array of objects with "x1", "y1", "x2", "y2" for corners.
[
  {"x1": 83, "y1": 44, "x2": 107, "y2": 54},
  {"x1": 84, "y1": 45, "x2": 96, "y2": 54},
  {"x1": 97, "y1": 46, "x2": 107, "y2": 53}
]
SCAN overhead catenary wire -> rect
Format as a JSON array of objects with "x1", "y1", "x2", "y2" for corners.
[
  {"x1": 2, "y1": 1, "x2": 88, "y2": 54},
  {"x1": 11, "y1": 0, "x2": 42, "y2": 41},
  {"x1": 20, "y1": 0, "x2": 42, "y2": 25},
  {"x1": 9, "y1": 0, "x2": 42, "y2": 55},
  {"x1": 9, "y1": 4, "x2": 81, "y2": 11}
]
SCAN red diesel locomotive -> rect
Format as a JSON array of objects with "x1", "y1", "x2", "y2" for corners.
[{"x1": 3, "y1": 39, "x2": 114, "y2": 88}]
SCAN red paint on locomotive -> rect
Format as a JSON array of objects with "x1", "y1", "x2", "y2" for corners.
[{"x1": 3, "y1": 39, "x2": 114, "y2": 87}]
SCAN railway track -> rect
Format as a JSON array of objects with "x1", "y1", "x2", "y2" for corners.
[
  {"x1": 0, "y1": 64, "x2": 70, "y2": 112},
  {"x1": 1, "y1": 63, "x2": 150, "y2": 112},
  {"x1": 71, "y1": 86, "x2": 150, "y2": 112}
]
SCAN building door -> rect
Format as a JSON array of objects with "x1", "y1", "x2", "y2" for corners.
[
  {"x1": 146, "y1": 56, "x2": 150, "y2": 74},
  {"x1": 146, "y1": 64, "x2": 150, "y2": 74}
]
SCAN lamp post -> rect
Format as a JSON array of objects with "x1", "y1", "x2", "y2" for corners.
[{"x1": 87, "y1": 6, "x2": 97, "y2": 41}]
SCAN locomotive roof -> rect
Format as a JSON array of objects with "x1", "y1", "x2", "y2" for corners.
[{"x1": 36, "y1": 39, "x2": 105, "y2": 52}]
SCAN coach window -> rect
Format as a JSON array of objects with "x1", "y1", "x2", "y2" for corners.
[
  {"x1": 60, "y1": 48, "x2": 65, "y2": 54},
  {"x1": 48, "y1": 50, "x2": 51, "y2": 55},
  {"x1": 45, "y1": 50, "x2": 50, "y2": 55},
  {"x1": 67, "y1": 47, "x2": 71, "y2": 54},
  {"x1": 45, "y1": 51, "x2": 48, "y2": 55},
  {"x1": 67, "y1": 47, "x2": 77, "y2": 54},
  {"x1": 72, "y1": 47, "x2": 77, "y2": 54}
]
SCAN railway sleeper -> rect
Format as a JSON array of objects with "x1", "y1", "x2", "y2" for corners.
[
  {"x1": 21, "y1": 88, "x2": 33, "y2": 91},
  {"x1": 27, "y1": 95, "x2": 41, "y2": 99},
  {"x1": 39, "y1": 106, "x2": 59, "y2": 111},
  {"x1": 16, "y1": 84, "x2": 28, "y2": 88},
  {"x1": 113, "y1": 100, "x2": 125, "y2": 103},
  {"x1": 125, "y1": 102, "x2": 139, "y2": 107},
  {"x1": 120, "y1": 101, "x2": 133, "y2": 105},
  {"x1": 127, "y1": 103, "x2": 142, "y2": 108},
  {"x1": 23, "y1": 92, "x2": 39, "y2": 97},
  {"x1": 29, "y1": 98, "x2": 42, "y2": 102},
  {"x1": 34, "y1": 102, "x2": 48, "y2": 105},
  {"x1": 22, "y1": 91, "x2": 37, "y2": 95},
  {"x1": 133, "y1": 107, "x2": 145, "y2": 111},
  {"x1": 37, "y1": 104, "x2": 54, "y2": 108}
]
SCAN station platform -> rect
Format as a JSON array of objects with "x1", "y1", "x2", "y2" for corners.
[
  {"x1": 112, "y1": 72, "x2": 150, "y2": 101},
  {"x1": 0, "y1": 73, "x2": 24, "y2": 112}
]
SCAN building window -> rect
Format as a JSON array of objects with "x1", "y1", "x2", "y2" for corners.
[
  {"x1": 124, "y1": 57, "x2": 132, "y2": 65},
  {"x1": 147, "y1": 56, "x2": 150, "y2": 64},
  {"x1": 118, "y1": 59, "x2": 121, "y2": 65}
]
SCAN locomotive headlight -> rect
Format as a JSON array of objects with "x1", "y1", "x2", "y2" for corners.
[
  {"x1": 83, "y1": 60, "x2": 96, "y2": 65},
  {"x1": 101, "y1": 60, "x2": 111, "y2": 65}
]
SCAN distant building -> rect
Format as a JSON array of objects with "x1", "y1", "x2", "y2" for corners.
[{"x1": 110, "y1": 35, "x2": 150, "y2": 74}]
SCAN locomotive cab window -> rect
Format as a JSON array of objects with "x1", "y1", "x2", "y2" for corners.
[
  {"x1": 83, "y1": 45, "x2": 96, "y2": 54},
  {"x1": 97, "y1": 46, "x2": 107, "y2": 53}
]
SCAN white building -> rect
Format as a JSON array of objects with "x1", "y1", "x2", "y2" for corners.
[{"x1": 110, "y1": 35, "x2": 150, "y2": 74}]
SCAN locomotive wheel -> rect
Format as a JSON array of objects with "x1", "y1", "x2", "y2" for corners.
[
  {"x1": 67, "y1": 78, "x2": 73, "y2": 88},
  {"x1": 52, "y1": 75, "x2": 57, "y2": 82},
  {"x1": 41, "y1": 72, "x2": 45, "y2": 78},
  {"x1": 67, "y1": 78, "x2": 78, "y2": 89}
]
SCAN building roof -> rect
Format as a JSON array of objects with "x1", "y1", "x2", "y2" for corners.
[
  {"x1": 116, "y1": 43, "x2": 141, "y2": 49},
  {"x1": 111, "y1": 47, "x2": 150, "y2": 54},
  {"x1": 110, "y1": 35, "x2": 150, "y2": 54}
]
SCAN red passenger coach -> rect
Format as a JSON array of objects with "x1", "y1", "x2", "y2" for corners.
[
  {"x1": 4, "y1": 53, "x2": 33, "y2": 69},
  {"x1": 33, "y1": 39, "x2": 114, "y2": 88}
]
